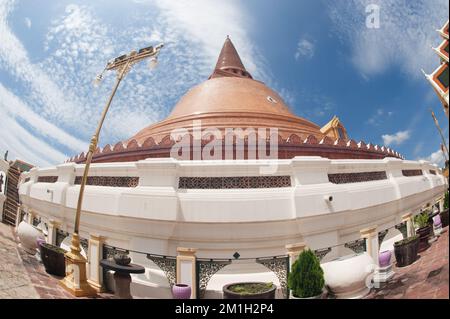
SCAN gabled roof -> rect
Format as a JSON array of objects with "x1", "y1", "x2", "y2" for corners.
[
  {"x1": 433, "y1": 39, "x2": 449, "y2": 63},
  {"x1": 10, "y1": 159, "x2": 34, "y2": 172},
  {"x1": 437, "y1": 20, "x2": 449, "y2": 40}
]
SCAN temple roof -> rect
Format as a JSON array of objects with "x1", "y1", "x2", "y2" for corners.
[
  {"x1": 209, "y1": 36, "x2": 253, "y2": 79},
  {"x1": 69, "y1": 37, "x2": 403, "y2": 163}
]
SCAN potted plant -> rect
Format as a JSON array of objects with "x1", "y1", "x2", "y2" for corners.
[
  {"x1": 414, "y1": 212, "x2": 432, "y2": 252},
  {"x1": 39, "y1": 242, "x2": 67, "y2": 277},
  {"x1": 288, "y1": 249, "x2": 324, "y2": 299},
  {"x1": 223, "y1": 282, "x2": 276, "y2": 299},
  {"x1": 172, "y1": 283, "x2": 192, "y2": 299},
  {"x1": 393, "y1": 235, "x2": 419, "y2": 267},
  {"x1": 440, "y1": 192, "x2": 449, "y2": 228}
]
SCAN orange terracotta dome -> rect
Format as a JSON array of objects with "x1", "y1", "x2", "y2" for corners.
[
  {"x1": 130, "y1": 37, "x2": 323, "y2": 144},
  {"x1": 71, "y1": 37, "x2": 403, "y2": 163}
]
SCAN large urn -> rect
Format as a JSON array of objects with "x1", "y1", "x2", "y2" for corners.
[
  {"x1": 321, "y1": 253, "x2": 375, "y2": 299},
  {"x1": 17, "y1": 221, "x2": 45, "y2": 255}
]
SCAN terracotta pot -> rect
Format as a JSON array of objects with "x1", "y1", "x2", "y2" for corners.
[
  {"x1": 378, "y1": 250, "x2": 391, "y2": 267},
  {"x1": 290, "y1": 291, "x2": 323, "y2": 299},
  {"x1": 172, "y1": 284, "x2": 192, "y2": 299},
  {"x1": 223, "y1": 282, "x2": 276, "y2": 299},
  {"x1": 440, "y1": 209, "x2": 449, "y2": 228},
  {"x1": 433, "y1": 215, "x2": 442, "y2": 227},
  {"x1": 40, "y1": 243, "x2": 67, "y2": 277},
  {"x1": 17, "y1": 221, "x2": 45, "y2": 255},
  {"x1": 416, "y1": 225, "x2": 432, "y2": 252},
  {"x1": 394, "y1": 237, "x2": 419, "y2": 267},
  {"x1": 36, "y1": 238, "x2": 46, "y2": 252}
]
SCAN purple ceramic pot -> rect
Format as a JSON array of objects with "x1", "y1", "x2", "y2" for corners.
[
  {"x1": 172, "y1": 284, "x2": 191, "y2": 299},
  {"x1": 36, "y1": 237, "x2": 46, "y2": 248},
  {"x1": 433, "y1": 215, "x2": 442, "y2": 227},
  {"x1": 378, "y1": 250, "x2": 392, "y2": 267}
]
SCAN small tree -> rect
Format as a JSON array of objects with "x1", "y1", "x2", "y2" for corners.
[{"x1": 288, "y1": 249, "x2": 324, "y2": 298}]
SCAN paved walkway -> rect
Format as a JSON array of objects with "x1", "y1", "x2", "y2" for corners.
[
  {"x1": 368, "y1": 226, "x2": 449, "y2": 299},
  {"x1": 1, "y1": 222, "x2": 448, "y2": 299},
  {"x1": 0, "y1": 222, "x2": 111, "y2": 299},
  {"x1": 0, "y1": 222, "x2": 39, "y2": 298}
]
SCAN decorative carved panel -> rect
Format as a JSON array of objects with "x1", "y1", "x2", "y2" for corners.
[
  {"x1": 328, "y1": 171, "x2": 387, "y2": 184},
  {"x1": 402, "y1": 170, "x2": 423, "y2": 177},
  {"x1": 314, "y1": 247, "x2": 332, "y2": 261},
  {"x1": 74, "y1": 176, "x2": 139, "y2": 187},
  {"x1": 37, "y1": 176, "x2": 58, "y2": 183},
  {"x1": 55, "y1": 229, "x2": 69, "y2": 247},
  {"x1": 147, "y1": 255, "x2": 177, "y2": 287},
  {"x1": 196, "y1": 259, "x2": 231, "y2": 299},
  {"x1": 178, "y1": 176, "x2": 291, "y2": 189},
  {"x1": 395, "y1": 222, "x2": 408, "y2": 238},
  {"x1": 344, "y1": 239, "x2": 366, "y2": 254},
  {"x1": 256, "y1": 256, "x2": 290, "y2": 299},
  {"x1": 102, "y1": 245, "x2": 129, "y2": 260},
  {"x1": 378, "y1": 229, "x2": 389, "y2": 246}
]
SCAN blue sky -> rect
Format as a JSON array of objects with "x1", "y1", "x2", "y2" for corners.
[{"x1": 0, "y1": 0, "x2": 448, "y2": 167}]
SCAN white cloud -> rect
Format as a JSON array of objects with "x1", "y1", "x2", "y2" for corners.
[
  {"x1": 419, "y1": 149, "x2": 446, "y2": 168},
  {"x1": 1, "y1": 0, "x2": 275, "y2": 167},
  {"x1": 295, "y1": 38, "x2": 315, "y2": 60},
  {"x1": 152, "y1": 0, "x2": 267, "y2": 79},
  {"x1": 0, "y1": 83, "x2": 87, "y2": 152},
  {"x1": 0, "y1": 1, "x2": 86, "y2": 128},
  {"x1": 382, "y1": 130, "x2": 411, "y2": 146},
  {"x1": 328, "y1": 0, "x2": 449, "y2": 78},
  {"x1": 24, "y1": 17, "x2": 31, "y2": 28},
  {"x1": 367, "y1": 108, "x2": 393, "y2": 126}
]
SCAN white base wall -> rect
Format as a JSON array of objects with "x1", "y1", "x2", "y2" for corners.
[{"x1": 17, "y1": 156, "x2": 447, "y2": 298}]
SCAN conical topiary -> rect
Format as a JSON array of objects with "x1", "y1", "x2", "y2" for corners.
[{"x1": 288, "y1": 249, "x2": 324, "y2": 298}]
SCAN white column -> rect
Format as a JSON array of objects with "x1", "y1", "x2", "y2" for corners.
[
  {"x1": 135, "y1": 158, "x2": 178, "y2": 187},
  {"x1": 439, "y1": 197, "x2": 445, "y2": 212},
  {"x1": 285, "y1": 242, "x2": 307, "y2": 269},
  {"x1": 14, "y1": 204, "x2": 22, "y2": 231},
  {"x1": 176, "y1": 247, "x2": 197, "y2": 299},
  {"x1": 27, "y1": 209, "x2": 35, "y2": 224},
  {"x1": 360, "y1": 226, "x2": 379, "y2": 265},
  {"x1": 291, "y1": 157, "x2": 331, "y2": 185},
  {"x1": 402, "y1": 213, "x2": 414, "y2": 237},
  {"x1": 87, "y1": 234, "x2": 105, "y2": 292},
  {"x1": 47, "y1": 219, "x2": 60, "y2": 245}
]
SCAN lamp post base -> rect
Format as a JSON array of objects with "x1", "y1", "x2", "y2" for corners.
[{"x1": 59, "y1": 234, "x2": 97, "y2": 297}]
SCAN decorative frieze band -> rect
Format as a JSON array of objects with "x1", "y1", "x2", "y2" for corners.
[
  {"x1": 328, "y1": 171, "x2": 387, "y2": 184},
  {"x1": 178, "y1": 176, "x2": 292, "y2": 189},
  {"x1": 402, "y1": 169, "x2": 423, "y2": 177},
  {"x1": 74, "y1": 176, "x2": 139, "y2": 188},
  {"x1": 37, "y1": 176, "x2": 58, "y2": 183}
]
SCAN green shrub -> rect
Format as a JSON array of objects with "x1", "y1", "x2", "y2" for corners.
[
  {"x1": 394, "y1": 235, "x2": 419, "y2": 247},
  {"x1": 414, "y1": 212, "x2": 430, "y2": 229},
  {"x1": 41, "y1": 243, "x2": 67, "y2": 254},
  {"x1": 228, "y1": 282, "x2": 273, "y2": 295},
  {"x1": 288, "y1": 249, "x2": 324, "y2": 298}
]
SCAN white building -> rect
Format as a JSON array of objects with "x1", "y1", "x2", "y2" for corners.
[{"x1": 17, "y1": 38, "x2": 447, "y2": 299}]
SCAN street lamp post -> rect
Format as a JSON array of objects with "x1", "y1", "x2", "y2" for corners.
[{"x1": 60, "y1": 43, "x2": 164, "y2": 297}]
